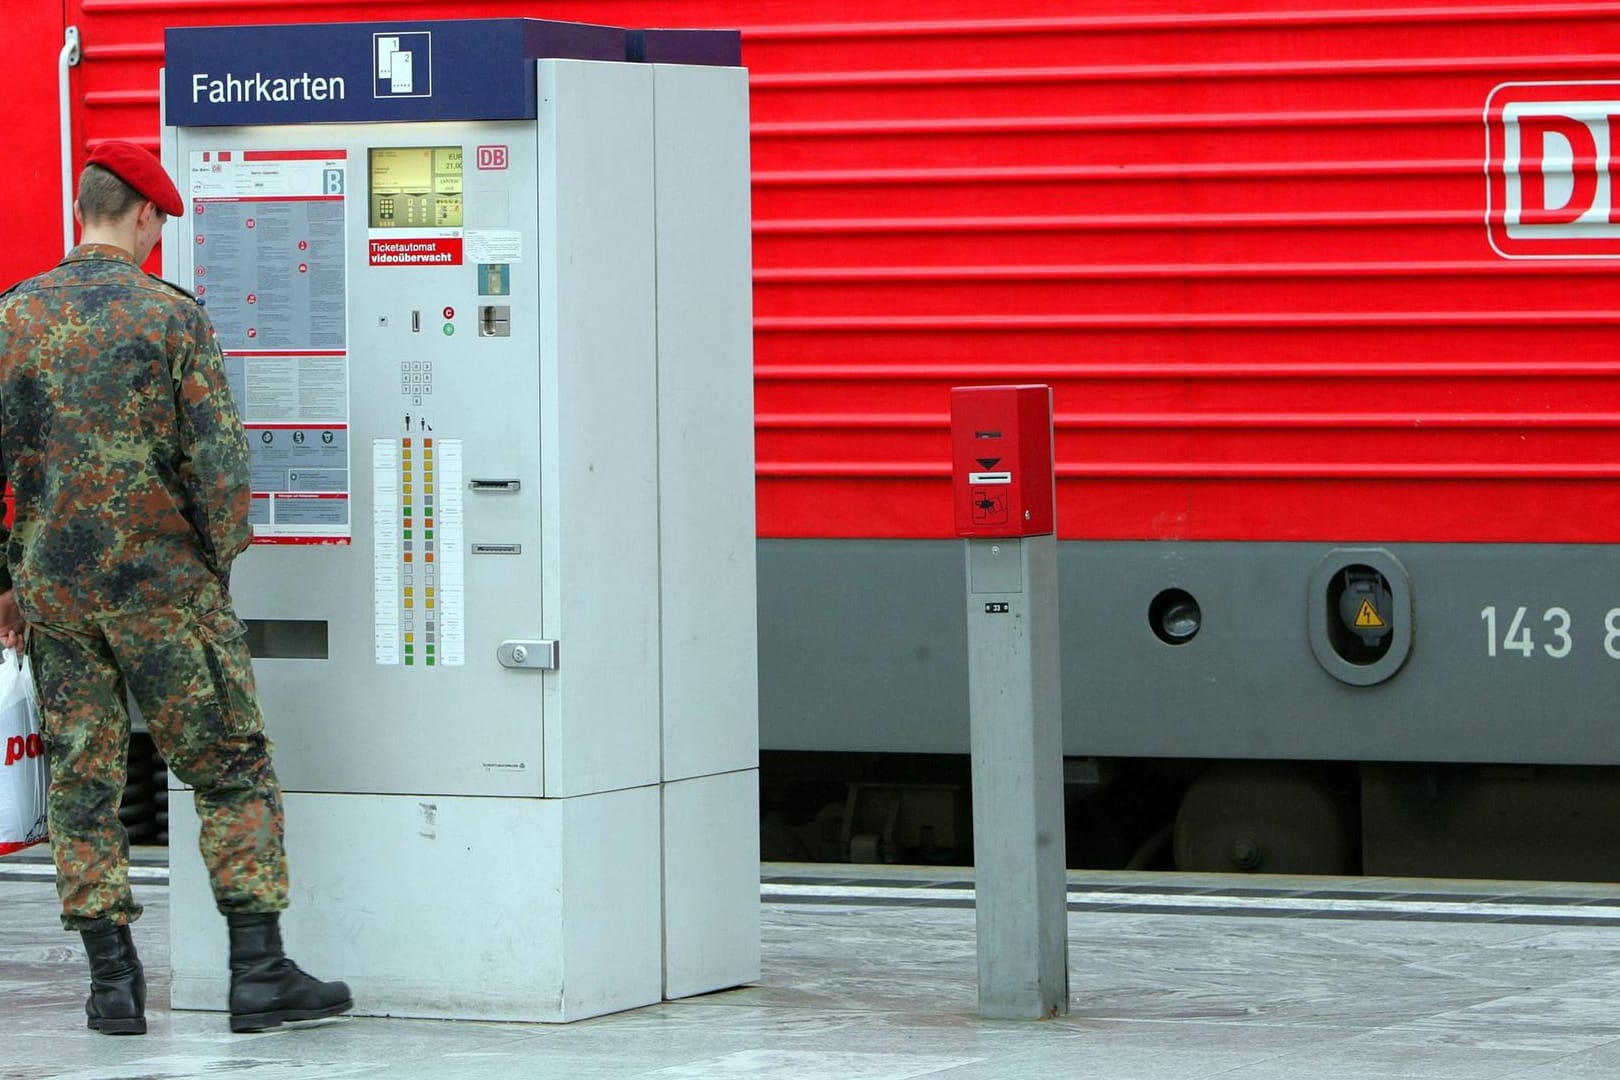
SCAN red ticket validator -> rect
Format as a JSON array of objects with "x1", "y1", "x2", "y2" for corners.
[{"x1": 949, "y1": 385, "x2": 1055, "y2": 539}]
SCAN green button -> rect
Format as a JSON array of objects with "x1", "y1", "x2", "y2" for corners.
[
  {"x1": 403, "y1": 529, "x2": 412, "y2": 539},
  {"x1": 425, "y1": 529, "x2": 433, "y2": 539},
  {"x1": 442, "y1": 323, "x2": 455, "y2": 336}
]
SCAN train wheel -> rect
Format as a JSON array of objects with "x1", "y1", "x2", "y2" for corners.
[{"x1": 1172, "y1": 762, "x2": 1357, "y2": 876}]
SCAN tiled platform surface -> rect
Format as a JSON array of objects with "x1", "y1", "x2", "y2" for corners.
[{"x1": 7, "y1": 849, "x2": 1620, "y2": 1078}]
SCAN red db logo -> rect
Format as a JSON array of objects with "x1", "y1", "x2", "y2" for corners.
[
  {"x1": 1486, "y1": 81, "x2": 1620, "y2": 258},
  {"x1": 476, "y1": 145, "x2": 509, "y2": 170}
]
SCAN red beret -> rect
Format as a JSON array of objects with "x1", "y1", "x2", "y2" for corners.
[{"x1": 85, "y1": 140, "x2": 184, "y2": 217}]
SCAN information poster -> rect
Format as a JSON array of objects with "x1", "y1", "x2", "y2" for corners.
[{"x1": 190, "y1": 149, "x2": 351, "y2": 544}]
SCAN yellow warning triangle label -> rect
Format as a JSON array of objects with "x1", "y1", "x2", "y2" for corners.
[{"x1": 1354, "y1": 599, "x2": 1386, "y2": 629}]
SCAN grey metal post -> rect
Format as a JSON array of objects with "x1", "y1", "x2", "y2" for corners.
[{"x1": 964, "y1": 532, "x2": 1069, "y2": 1019}]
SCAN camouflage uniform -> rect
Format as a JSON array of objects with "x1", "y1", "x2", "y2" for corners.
[{"x1": 0, "y1": 244, "x2": 288, "y2": 930}]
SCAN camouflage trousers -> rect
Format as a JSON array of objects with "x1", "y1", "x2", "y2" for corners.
[{"x1": 32, "y1": 602, "x2": 289, "y2": 930}]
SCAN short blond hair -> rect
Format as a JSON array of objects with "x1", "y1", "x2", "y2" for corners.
[{"x1": 77, "y1": 164, "x2": 144, "y2": 224}]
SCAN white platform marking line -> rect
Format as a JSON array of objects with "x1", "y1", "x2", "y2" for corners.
[
  {"x1": 2, "y1": 864, "x2": 166, "y2": 883},
  {"x1": 761, "y1": 882, "x2": 1620, "y2": 921}
]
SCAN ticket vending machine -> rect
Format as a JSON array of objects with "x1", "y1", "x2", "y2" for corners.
[{"x1": 159, "y1": 19, "x2": 757, "y2": 1021}]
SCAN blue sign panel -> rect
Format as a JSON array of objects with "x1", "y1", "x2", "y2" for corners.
[
  {"x1": 627, "y1": 30, "x2": 742, "y2": 67},
  {"x1": 165, "y1": 19, "x2": 626, "y2": 127}
]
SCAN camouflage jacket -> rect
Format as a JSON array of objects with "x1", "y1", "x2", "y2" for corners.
[{"x1": 0, "y1": 244, "x2": 251, "y2": 619}]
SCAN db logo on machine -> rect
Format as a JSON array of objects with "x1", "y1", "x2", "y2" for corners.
[
  {"x1": 1486, "y1": 81, "x2": 1620, "y2": 258},
  {"x1": 477, "y1": 145, "x2": 508, "y2": 170}
]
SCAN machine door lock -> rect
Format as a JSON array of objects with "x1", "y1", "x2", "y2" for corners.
[{"x1": 498, "y1": 639, "x2": 558, "y2": 670}]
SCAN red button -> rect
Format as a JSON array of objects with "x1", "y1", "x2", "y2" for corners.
[{"x1": 442, "y1": 306, "x2": 455, "y2": 320}]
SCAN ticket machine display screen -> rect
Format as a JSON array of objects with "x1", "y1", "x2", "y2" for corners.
[{"x1": 369, "y1": 146, "x2": 463, "y2": 228}]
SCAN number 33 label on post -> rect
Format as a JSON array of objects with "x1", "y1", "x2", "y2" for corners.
[{"x1": 1480, "y1": 606, "x2": 1620, "y2": 659}]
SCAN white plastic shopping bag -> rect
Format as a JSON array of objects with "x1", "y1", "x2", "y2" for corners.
[{"x1": 0, "y1": 647, "x2": 47, "y2": 855}]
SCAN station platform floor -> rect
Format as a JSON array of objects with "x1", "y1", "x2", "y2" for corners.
[{"x1": 7, "y1": 849, "x2": 1620, "y2": 1079}]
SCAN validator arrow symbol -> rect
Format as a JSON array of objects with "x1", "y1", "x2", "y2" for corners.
[{"x1": 976, "y1": 458, "x2": 1001, "y2": 469}]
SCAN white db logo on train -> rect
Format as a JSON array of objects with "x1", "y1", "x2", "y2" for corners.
[{"x1": 1486, "y1": 81, "x2": 1620, "y2": 258}]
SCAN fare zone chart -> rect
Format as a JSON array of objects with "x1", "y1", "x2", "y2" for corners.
[
  {"x1": 189, "y1": 148, "x2": 351, "y2": 544},
  {"x1": 373, "y1": 437, "x2": 466, "y2": 667}
]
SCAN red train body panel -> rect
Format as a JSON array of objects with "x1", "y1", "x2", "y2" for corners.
[{"x1": 10, "y1": 0, "x2": 1618, "y2": 548}]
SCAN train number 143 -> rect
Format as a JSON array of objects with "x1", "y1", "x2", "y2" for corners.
[{"x1": 1480, "y1": 606, "x2": 1620, "y2": 659}]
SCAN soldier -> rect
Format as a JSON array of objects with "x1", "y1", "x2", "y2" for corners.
[{"x1": 0, "y1": 141, "x2": 350, "y2": 1035}]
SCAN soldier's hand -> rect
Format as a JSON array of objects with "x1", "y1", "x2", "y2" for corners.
[{"x1": 0, "y1": 588, "x2": 26, "y2": 653}]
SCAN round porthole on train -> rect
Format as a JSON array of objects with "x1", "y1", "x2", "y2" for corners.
[{"x1": 1149, "y1": 588, "x2": 1201, "y2": 645}]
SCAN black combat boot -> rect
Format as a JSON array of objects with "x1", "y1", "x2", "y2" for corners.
[
  {"x1": 79, "y1": 922, "x2": 147, "y2": 1035},
  {"x1": 226, "y1": 912, "x2": 353, "y2": 1033}
]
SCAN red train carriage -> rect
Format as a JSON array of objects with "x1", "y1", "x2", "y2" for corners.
[{"x1": 10, "y1": 0, "x2": 1620, "y2": 877}]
